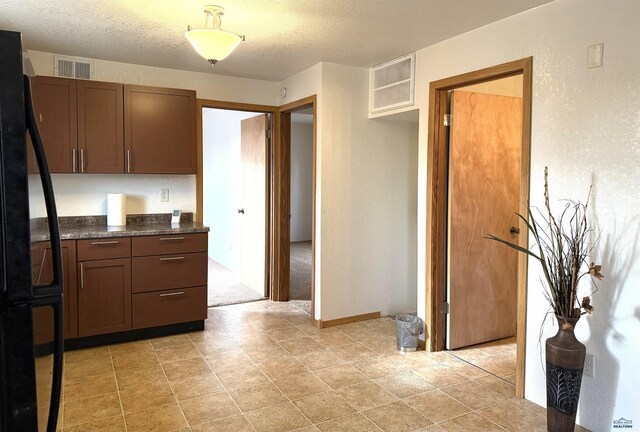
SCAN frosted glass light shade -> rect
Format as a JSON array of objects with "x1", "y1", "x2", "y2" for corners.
[{"x1": 185, "y1": 29, "x2": 243, "y2": 64}]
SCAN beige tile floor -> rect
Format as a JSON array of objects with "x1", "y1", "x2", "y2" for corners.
[
  {"x1": 449, "y1": 337, "x2": 518, "y2": 385},
  {"x1": 47, "y1": 301, "x2": 589, "y2": 431}
]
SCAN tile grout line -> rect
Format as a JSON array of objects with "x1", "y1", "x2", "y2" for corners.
[
  {"x1": 107, "y1": 345, "x2": 129, "y2": 432},
  {"x1": 155, "y1": 341, "x2": 191, "y2": 431}
]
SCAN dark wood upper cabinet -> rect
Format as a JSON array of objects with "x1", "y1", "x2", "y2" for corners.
[
  {"x1": 77, "y1": 80, "x2": 124, "y2": 173},
  {"x1": 124, "y1": 85, "x2": 197, "y2": 174},
  {"x1": 78, "y1": 258, "x2": 131, "y2": 337},
  {"x1": 29, "y1": 76, "x2": 77, "y2": 173}
]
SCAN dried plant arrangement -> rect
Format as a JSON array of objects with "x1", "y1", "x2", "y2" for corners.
[{"x1": 486, "y1": 167, "x2": 602, "y2": 323}]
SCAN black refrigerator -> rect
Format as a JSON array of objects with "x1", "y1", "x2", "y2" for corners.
[{"x1": 0, "y1": 30, "x2": 64, "y2": 431}]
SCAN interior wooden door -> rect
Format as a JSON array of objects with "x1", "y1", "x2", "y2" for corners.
[
  {"x1": 447, "y1": 90, "x2": 522, "y2": 349},
  {"x1": 239, "y1": 114, "x2": 268, "y2": 296}
]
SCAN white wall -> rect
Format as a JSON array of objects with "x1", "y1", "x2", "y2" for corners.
[
  {"x1": 28, "y1": 174, "x2": 195, "y2": 218},
  {"x1": 202, "y1": 109, "x2": 259, "y2": 270},
  {"x1": 280, "y1": 62, "x2": 419, "y2": 320},
  {"x1": 383, "y1": 1, "x2": 640, "y2": 429},
  {"x1": 290, "y1": 116, "x2": 314, "y2": 242},
  {"x1": 320, "y1": 63, "x2": 419, "y2": 320},
  {"x1": 28, "y1": 50, "x2": 279, "y2": 218}
]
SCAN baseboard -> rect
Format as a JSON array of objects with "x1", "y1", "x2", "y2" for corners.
[
  {"x1": 317, "y1": 311, "x2": 381, "y2": 329},
  {"x1": 418, "y1": 338, "x2": 427, "y2": 350}
]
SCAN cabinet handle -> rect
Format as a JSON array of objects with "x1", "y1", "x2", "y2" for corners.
[
  {"x1": 90, "y1": 240, "x2": 119, "y2": 245},
  {"x1": 80, "y1": 148, "x2": 85, "y2": 173},
  {"x1": 159, "y1": 256, "x2": 185, "y2": 261},
  {"x1": 72, "y1": 148, "x2": 77, "y2": 173},
  {"x1": 159, "y1": 291, "x2": 185, "y2": 297},
  {"x1": 80, "y1": 262, "x2": 84, "y2": 289},
  {"x1": 127, "y1": 150, "x2": 131, "y2": 173},
  {"x1": 159, "y1": 237, "x2": 185, "y2": 241}
]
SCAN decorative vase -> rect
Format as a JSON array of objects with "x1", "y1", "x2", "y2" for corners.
[{"x1": 546, "y1": 314, "x2": 586, "y2": 432}]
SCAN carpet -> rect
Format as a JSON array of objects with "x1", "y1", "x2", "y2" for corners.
[
  {"x1": 290, "y1": 241, "x2": 312, "y2": 300},
  {"x1": 208, "y1": 259, "x2": 266, "y2": 307},
  {"x1": 290, "y1": 300, "x2": 311, "y2": 315}
]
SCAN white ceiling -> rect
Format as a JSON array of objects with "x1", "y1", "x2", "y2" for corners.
[{"x1": 0, "y1": 0, "x2": 552, "y2": 82}]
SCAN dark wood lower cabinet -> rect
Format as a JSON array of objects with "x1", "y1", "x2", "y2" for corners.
[
  {"x1": 78, "y1": 258, "x2": 131, "y2": 337},
  {"x1": 32, "y1": 240, "x2": 78, "y2": 344},
  {"x1": 132, "y1": 286, "x2": 207, "y2": 329},
  {"x1": 34, "y1": 233, "x2": 207, "y2": 346}
]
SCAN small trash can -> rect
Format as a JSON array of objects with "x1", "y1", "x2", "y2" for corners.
[{"x1": 395, "y1": 314, "x2": 424, "y2": 352}]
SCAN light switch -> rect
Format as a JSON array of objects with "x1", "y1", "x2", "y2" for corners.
[{"x1": 588, "y1": 43, "x2": 604, "y2": 68}]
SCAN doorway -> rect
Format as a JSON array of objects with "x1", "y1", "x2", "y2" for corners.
[
  {"x1": 426, "y1": 58, "x2": 532, "y2": 397},
  {"x1": 288, "y1": 108, "x2": 314, "y2": 315},
  {"x1": 276, "y1": 96, "x2": 317, "y2": 321},
  {"x1": 200, "y1": 105, "x2": 272, "y2": 307},
  {"x1": 445, "y1": 75, "x2": 523, "y2": 388}
]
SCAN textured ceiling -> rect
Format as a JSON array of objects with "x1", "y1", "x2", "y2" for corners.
[{"x1": 0, "y1": 0, "x2": 552, "y2": 81}]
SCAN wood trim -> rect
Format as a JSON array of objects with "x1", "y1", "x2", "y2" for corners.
[
  {"x1": 276, "y1": 96, "x2": 318, "y2": 323},
  {"x1": 196, "y1": 99, "x2": 279, "y2": 223},
  {"x1": 425, "y1": 57, "x2": 532, "y2": 398},
  {"x1": 279, "y1": 95, "x2": 317, "y2": 113},
  {"x1": 317, "y1": 311, "x2": 381, "y2": 329},
  {"x1": 196, "y1": 99, "x2": 278, "y2": 298}
]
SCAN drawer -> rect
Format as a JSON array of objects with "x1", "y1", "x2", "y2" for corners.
[
  {"x1": 132, "y1": 286, "x2": 207, "y2": 329},
  {"x1": 77, "y1": 237, "x2": 131, "y2": 261},
  {"x1": 132, "y1": 252, "x2": 207, "y2": 293},
  {"x1": 132, "y1": 233, "x2": 207, "y2": 257}
]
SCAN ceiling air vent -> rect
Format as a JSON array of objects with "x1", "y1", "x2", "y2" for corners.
[
  {"x1": 53, "y1": 55, "x2": 93, "y2": 79},
  {"x1": 370, "y1": 52, "x2": 415, "y2": 114}
]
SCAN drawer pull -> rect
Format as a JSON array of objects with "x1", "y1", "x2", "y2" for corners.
[
  {"x1": 80, "y1": 262, "x2": 84, "y2": 289},
  {"x1": 159, "y1": 237, "x2": 185, "y2": 241},
  {"x1": 159, "y1": 291, "x2": 185, "y2": 297},
  {"x1": 90, "y1": 240, "x2": 120, "y2": 245},
  {"x1": 159, "y1": 256, "x2": 185, "y2": 261}
]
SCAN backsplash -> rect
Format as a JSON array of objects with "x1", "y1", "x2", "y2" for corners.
[
  {"x1": 28, "y1": 174, "x2": 196, "y2": 218},
  {"x1": 31, "y1": 213, "x2": 194, "y2": 229}
]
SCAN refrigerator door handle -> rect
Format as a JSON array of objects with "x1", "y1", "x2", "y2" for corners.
[
  {"x1": 29, "y1": 295, "x2": 64, "y2": 432},
  {"x1": 24, "y1": 76, "x2": 64, "y2": 298}
]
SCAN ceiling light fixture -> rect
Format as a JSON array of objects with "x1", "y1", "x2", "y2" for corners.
[{"x1": 185, "y1": 5, "x2": 244, "y2": 66}]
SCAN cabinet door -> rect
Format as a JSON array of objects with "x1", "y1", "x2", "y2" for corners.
[
  {"x1": 124, "y1": 85, "x2": 196, "y2": 174},
  {"x1": 78, "y1": 258, "x2": 131, "y2": 337},
  {"x1": 77, "y1": 80, "x2": 124, "y2": 173},
  {"x1": 32, "y1": 241, "x2": 78, "y2": 342},
  {"x1": 30, "y1": 76, "x2": 77, "y2": 173}
]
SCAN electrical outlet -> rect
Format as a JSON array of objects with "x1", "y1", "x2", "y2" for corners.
[
  {"x1": 584, "y1": 354, "x2": 595, "y2": 378},
  {"x1": 160, "y1": 189, "x2": 169, "y2": 202}
]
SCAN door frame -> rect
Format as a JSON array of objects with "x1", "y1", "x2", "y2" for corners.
[
  {"x1": 425, "y1": 57, "x2": 532, "y2": 397},
  {"x1": 275, "y1": 96, "x2": 318, "y2": 323},
  {"x1": 196, "y1": 99, "x2": 278, "y2": 298}
]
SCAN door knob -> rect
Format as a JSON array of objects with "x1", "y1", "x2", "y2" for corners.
[
  {"x1": 510, "y1": 226, "x2": 520, "y2": 235},
  {"x1": 237, "y1": 208, "x2": 245, "y2": 214}
]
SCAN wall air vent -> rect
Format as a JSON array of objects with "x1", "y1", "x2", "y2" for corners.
[
  {"x1": 53, "y1": 55, "x2": 93, "y2": 79},
  {"x1": 369, "y1": 52, "x2": 415, "y2": 114}
]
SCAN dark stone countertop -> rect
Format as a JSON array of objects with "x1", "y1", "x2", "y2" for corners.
[{"x1": 31, "y1": 213, "x2": 209, "y2": 241}]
